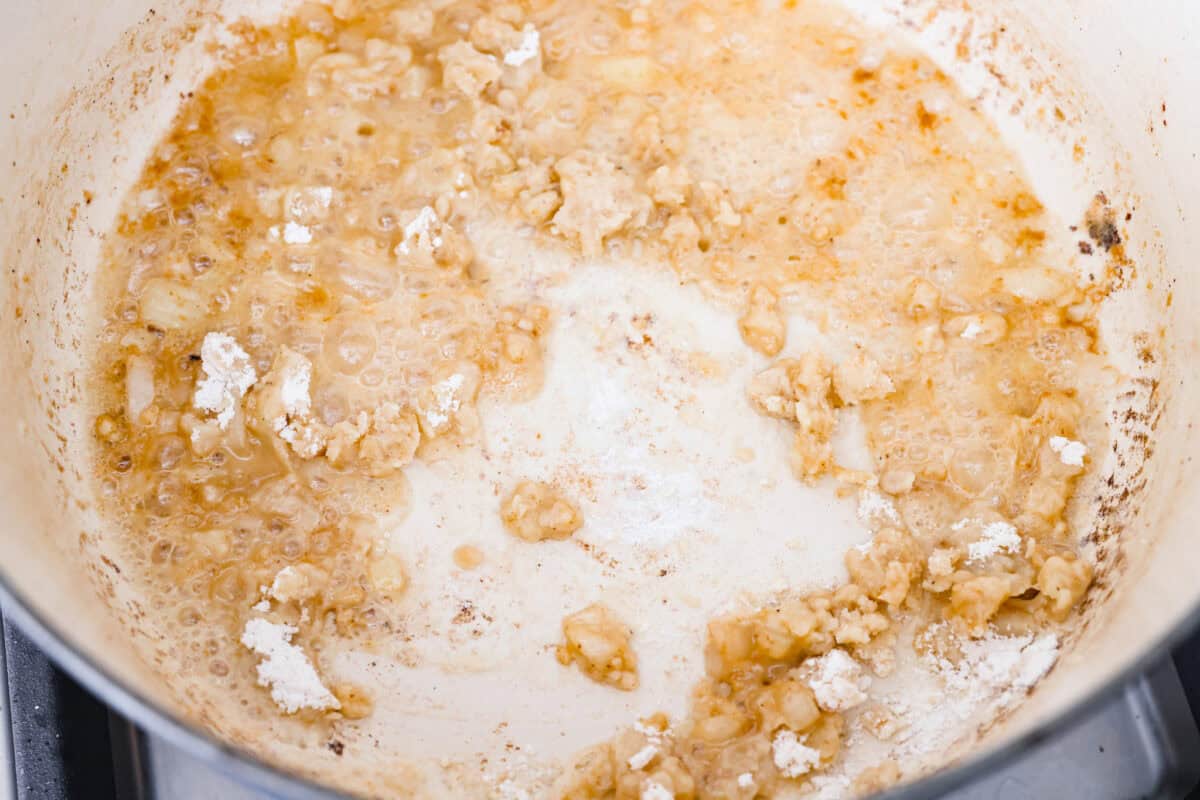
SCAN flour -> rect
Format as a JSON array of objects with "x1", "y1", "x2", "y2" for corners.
[
  {"x1": 772, "y1": 729, "x2": 821, "y2": 778},
  {"x1": 737, "y1": 773, "x2": 754, "y2": 789},
  {"x1": 881, "y1": 627, "x2": 1060, "y2": 762},
  {"x1": 960, "y1": 320, "x2": 984, "y2": 339},
  {"x1": 230, "y1": 127, "x2": 256, "y2": 147},
  {"x1": 282, "y1": 221, "x2": 313, "y2": 244},
  {"x1": 627, "y1": 744, "x2": 658, "y2": 770},
  {"x1": 1048, "y1": 435, "x2": 1088, "y2": 467},
  {"x1": 966, "y1": 521, "x2": 1022, "y2": 563},
  {"x1": 397, "y1": 206, "x2": 443, "y2": 255},
  {"x1": 807, "y1": 649, "x2": 870, "y2": 711},
  {"x1": 634, "y1": 721, "x2": 666, "y2": 741},
  {"x1": 503, "y1": 25, "x2": 541, "y2": 66},
  {"x1": 278, "y1": 417, "x2": 326, "y2": 458},
  {"x1": 277, "y1": 350, "x2": 313, "y2": 417},
  {"x1": 641, "y1": 783, "x2": 673, "y2": 800},
  {"x1": 240, "y1": 618, "x2": 340, "y2": 713},
  {"x1": 933, "y1": 629, "x2": 1059, "y2": 705},
  {"x1": 267, "y1": 348, "x2": 324, "y2": 457},
  {"x1": 425, "y1": 372, "x2": 466, "y2": 430},
  {"x1": 856, "y1": 489, "x2": 901, "y2": 528},
  {"x1": 193, "y1": 332, "x2": 257, "y2": 429}
]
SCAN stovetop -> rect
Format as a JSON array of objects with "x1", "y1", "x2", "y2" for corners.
[{"x1": 4, "y1": 611, "x2": 1200, "y2": 799}]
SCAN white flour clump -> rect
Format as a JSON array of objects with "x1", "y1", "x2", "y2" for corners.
[
  {"x1": 772, "y1": 729, "x2": 821, "y2": 778},
  {"x1": 1049, "y1": 435, "x2": 1088, "y2": 467},
  {"x1": 857, "y1": 489, "x2": 901, "y2": 528},
  {"x1": 282, "y1": 221, "x2": 313, "y2": 244},
  {"x1": 277, "y1": 352, "x2": 312, "y2": 417},
  {"x1": 423, "y1": 372, "x2": 466, "y2": 432},
  {"x1": 806, "y1": 648, "x2": 870, "y2": 711},
  {"x1": 960, "y1": 320, "x2": 984, "y2": 339},
  {"x1": 877, "y1": 628, "x2": 1061, "y2": 770},
  {"x1": 504, "y1": 25, "x2": 541, "y2": 66},
  {"x1": 271, "y1": 349, "x2": 317, "y2": 445},
  {"x1": 641, "y1": 782, "x2": 673, "y2": 800},
  {"x1": 193, "y1": 332, "x2": 257, "y2": 428},
  {"x1": 627, "y1": 745, "x2": 658, "y2": 770},
  {"x1": 935, "y1": 630, "x2": 1060, "y2": 706},
  {"x1": 966, "y1": 521, "x2": 1022, "y2": 563},
  {"x1": 240, "y1": 618, "x2": 339, "y2": 713}
]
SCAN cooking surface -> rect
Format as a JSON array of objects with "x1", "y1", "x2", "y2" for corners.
[{"x1": 4, "y1": 608, "x2": 1200, "y2": 799}]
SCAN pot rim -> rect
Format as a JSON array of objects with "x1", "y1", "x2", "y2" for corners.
[{"x1": 2, "y1": 558, "x2": 1197, "y2": 797}]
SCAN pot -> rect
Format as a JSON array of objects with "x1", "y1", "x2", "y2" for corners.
[{"x1": 0, "y1": 0, "x2": 1196, "y2": 796}]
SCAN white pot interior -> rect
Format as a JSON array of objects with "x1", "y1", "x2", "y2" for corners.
[{"x1": 0, "y1": 0, "x2": 1195, "y2": 796}]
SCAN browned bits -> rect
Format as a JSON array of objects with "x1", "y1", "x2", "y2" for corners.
[
  {"x1": 500, "y1": 481, "x2": 583, "y2": 542},
  {"x1": 556, "y1": 603, "x2": 638, "y2": 691}
]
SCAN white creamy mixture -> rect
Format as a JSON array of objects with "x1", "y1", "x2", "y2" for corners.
[{"x1": 241, "y1": 618, "x2": 340, "y2": 713}]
